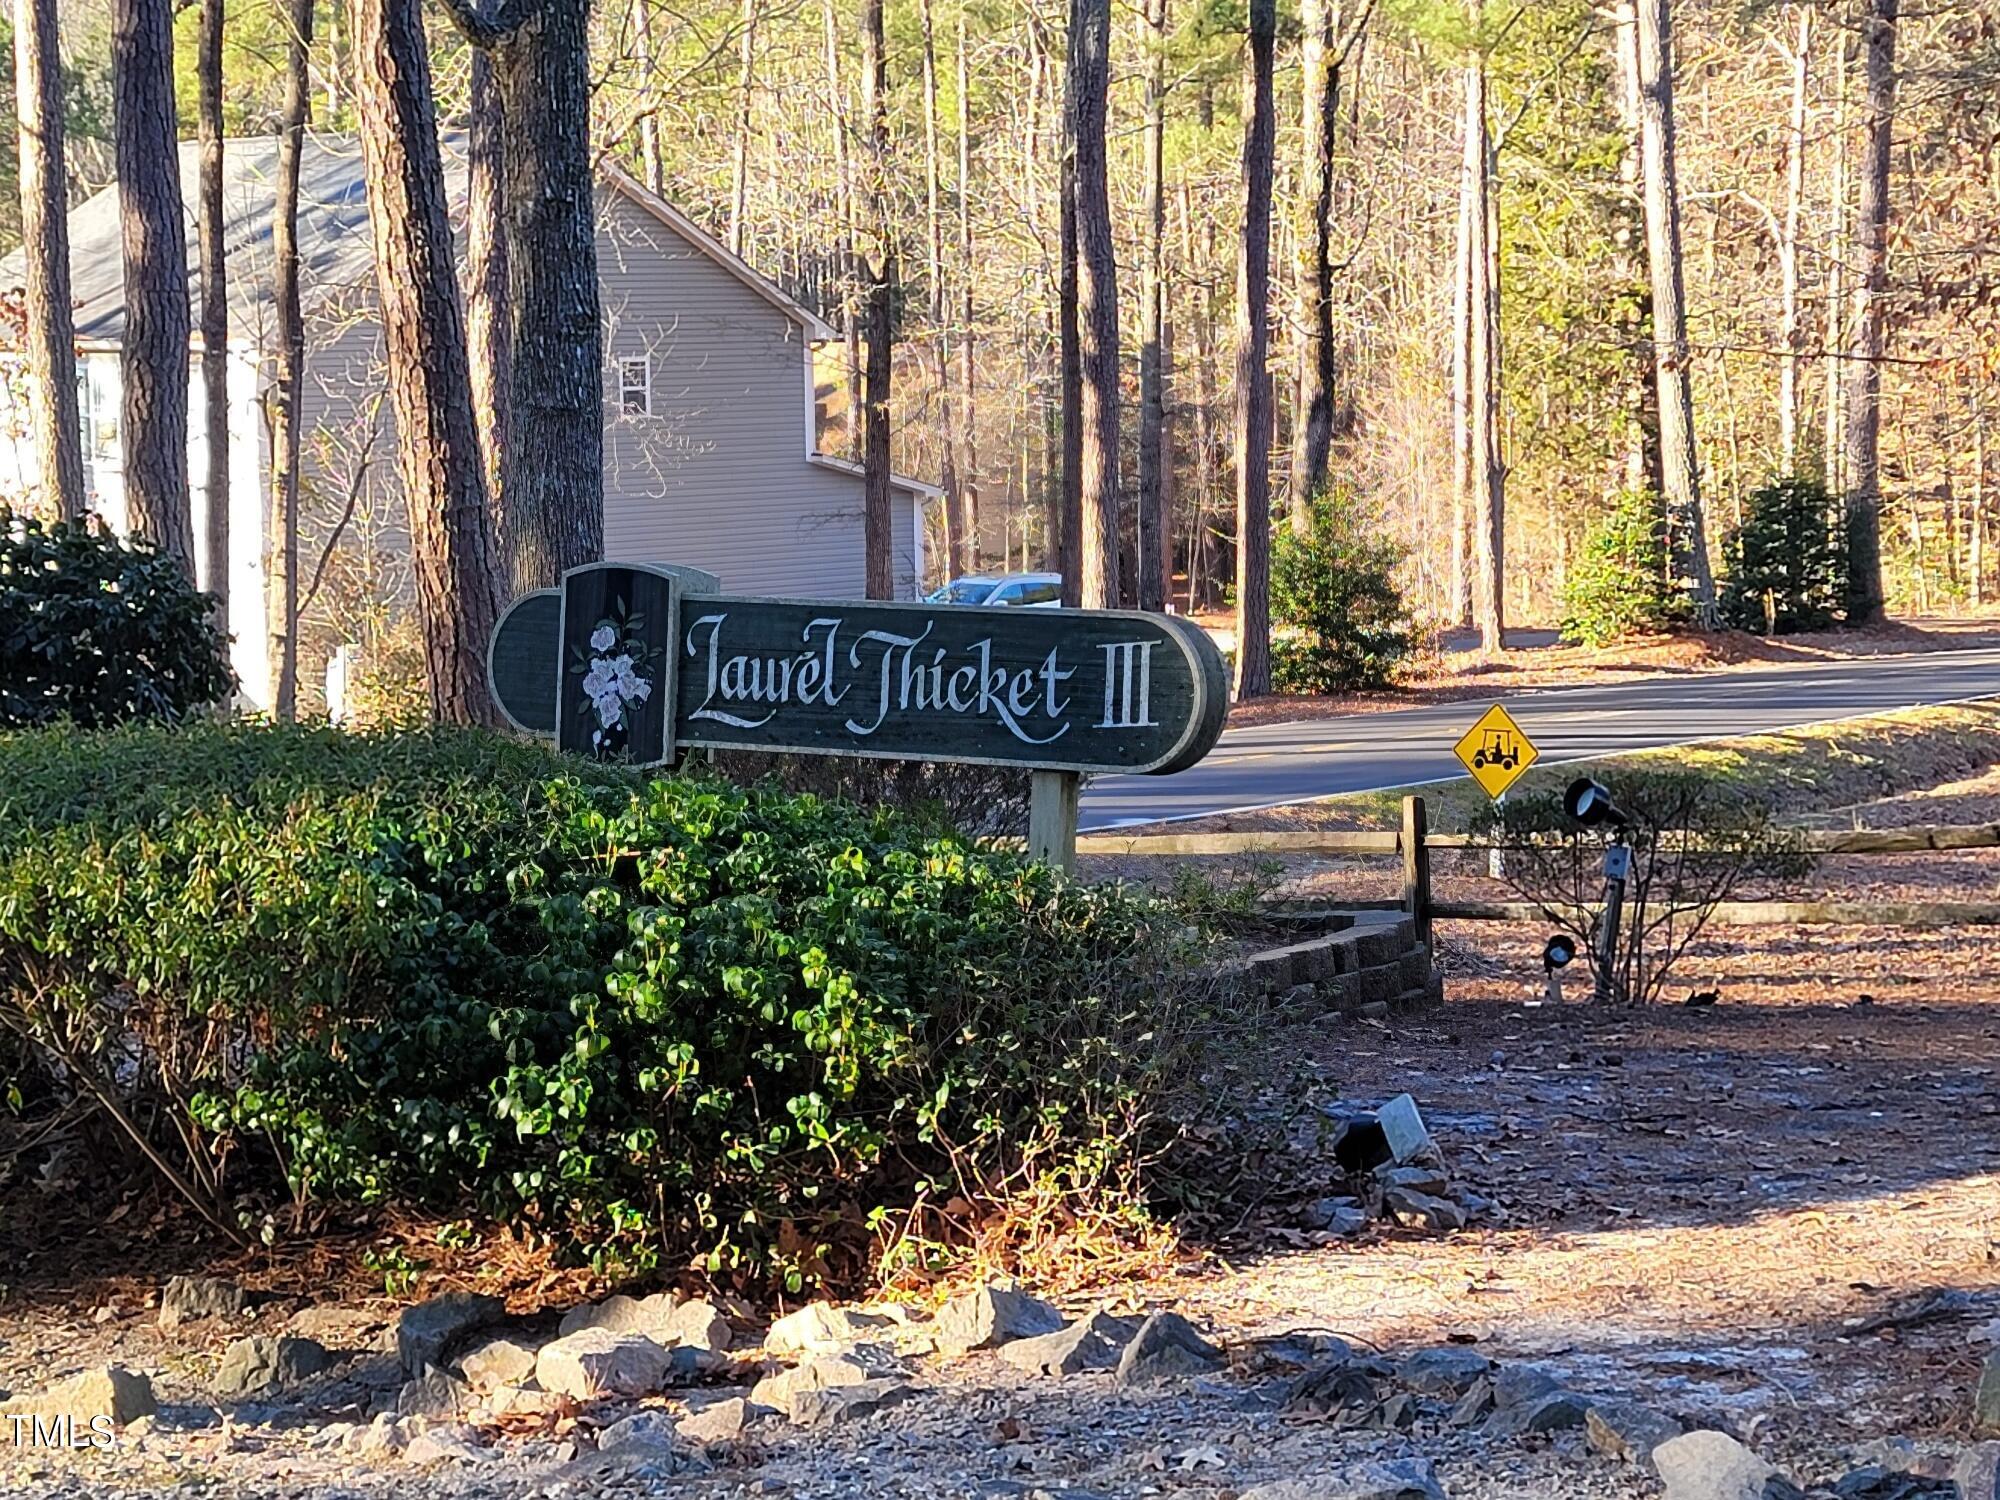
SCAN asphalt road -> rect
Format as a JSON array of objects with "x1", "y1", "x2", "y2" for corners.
[{"x1": 1078, "y1": 646, "x2": 2000, "y2": 830}]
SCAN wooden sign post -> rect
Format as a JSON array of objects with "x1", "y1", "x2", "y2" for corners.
[{"x1": 488, "y1": 562, "x2": 1229, "y2": 870}]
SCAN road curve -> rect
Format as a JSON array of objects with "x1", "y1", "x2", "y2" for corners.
[{"x1": 1079, "y1": 646, "x2": 2000, "y2": 830}]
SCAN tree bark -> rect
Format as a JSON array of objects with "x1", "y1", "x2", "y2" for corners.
[
  {"x1": 440, "y1": 0, "x2": 604, "y2": 594},
  {"x1": 1057, "y1": 127, "x2": 1083, "y2": 605},
  {"x1": 114, "y1": 0, "x2": 194, "y2": 573},
  {"x1": 632, "y1": 0, "x2": 664, "y2": 194},
  {"x1": 1136, "y1": 0, "x2": 1170, "y2": 610},
  {"x1": 197, "y1": 0, "x2": 228, "y2": 614},
  {"x1": 1067, "y1": 0, "x2": 1120, "y2": 608},
  {"x1": 859, "y1": 0, "x2": 894, "y2": 597},
  {"x1": 1842, "y1": 0, "x2": 1897, "y2": 625},
  {"x1": 1447, "y1": 98, "x2": 1473, "y2": 629},
  {"x1": 1823, "y1": 30, "x2": 1848, "y2": 493},
  {"x1": 13, "y1": 0, "x2": 86, "y2": 523},
  {"x1": 728, "y1": 0, "x2": 758, "y2": 255},
  {"x1": 1465, "y1": 26, "x2": 1503, "y2": 653},
  {"x1": 466, "y1": 49, "x2": 511, "y2": 541},
  {"x1": 820, "y1": 0, "x2": 862, "y2": 463},
  {"x1": 1289, "y1": 0, "x2": 1340, "y2": 526},
  {"x1": 921, "y1": 0, "x2": 961, "y2": 577},
  {"x1": 267, "y1": 0, "x2": 313, "y2": 722},
  {"x1": 955, "y1": 9, "x2": 981, "y2": 571},
  {"x1": 1232, "y1": 0, "x2": 1276, "y2": 697},
  {"x1": 1776, "y1": 4, "x2": 1810, "y2": 475},
  {"x1": 353, "y1": 0, "x2": 505, "y2": 724},
  {"x1": 1634, "y1": 0, "x2": 1716, "y2": 622}
]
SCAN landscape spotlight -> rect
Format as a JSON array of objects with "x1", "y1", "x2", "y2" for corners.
[
  {"x1": 1563, "y1": 777, "x2": 1628, "y2": 829},
  {"x1": 1542, "y1": 935, "x2": 1577, "y2": 972}
]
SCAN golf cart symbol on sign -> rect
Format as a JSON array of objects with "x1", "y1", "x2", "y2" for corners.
[{"x1": 1454, "y1": 703, "x2": 1539, "y2": 798}]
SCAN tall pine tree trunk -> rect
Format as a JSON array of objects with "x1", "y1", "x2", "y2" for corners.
[
  {"x1": 13, "y1": 0, "x2": 85, "y2": 522},
  {"x1": 955, "y1": 9, "x2": 981, "y2": 571},
  {"x1": 1136, "y1": 0, "x2": 1169, "y2": 609},
  {"x1": 920, "y1": 0, "x2": 961, "y2": 576},
  {"x1": 1634, "y1": 0, "x2": 1716, "y2": 622},
  {"x1": 267, "y1": 0, "x2": 313, "y2": 721},
  {"x1": 1289, "y1": 0, "x2": 1338, "y2": 527},
  {"x1": 441, "y1": 0, "x2": 605, "y2": 592},
  {"x1": 1465, "y1": 27, "x2": 1503, "y2": 653},
  {"x1": 1068, "y1": 0, "x2": 1120, "y2": 607},
  {"x1": 859, "y1": 0, "x2": 894, "y2": 597},
  {"x1": 1447, "y1": 106, "x2": 1473, "y2": 629},
  {"x1": 1842, "y1": 0, "x2": 1897, "y2": 624},
  {"x1": 197, "y1": 0, "x2": 228, "y2": 613},
  {"x1": 114, "y1": 0, "x2": 195, "y2": 572},
  {"x1": 1232, "y1": 0, "x2": 1275, "y2": 696},
  {"x1": 1057, "y1": 123, "x2": 1083, "y2": 604},
  {"x1": 353, "y1": 0, "x2": 504, "y2": 724},
  {"x1": 466, "y1": 50, "x2": 511, "y2": 544},
  {"x1": 1776, "y1": 4, "x2": 1810, "y2": 475}
]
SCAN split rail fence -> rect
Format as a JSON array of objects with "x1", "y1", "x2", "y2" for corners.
[{"x1": 1072, "y1": 795, "x2": 2000, "y2": 947}]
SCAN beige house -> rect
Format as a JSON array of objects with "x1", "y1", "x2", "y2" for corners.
[{"x1": 1, "y1": 134, "x2": 935, "y2": 710}]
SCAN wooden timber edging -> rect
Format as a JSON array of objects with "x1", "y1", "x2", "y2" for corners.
[
  {"x1": 1073, "y1": 823, "x2": 2000, "y2": 858},
  {"x1": 1431, "y1": 899, "x2": 2000, "y2": 927}
]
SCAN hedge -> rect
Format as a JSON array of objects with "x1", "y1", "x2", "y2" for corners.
[{"x1": 0, "y1": 721, "x2": 1210, "y2": 1286}]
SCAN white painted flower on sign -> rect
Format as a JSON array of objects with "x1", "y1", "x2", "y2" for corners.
[
  {"x1": 571, "y1": 613, "x2": 659, "y2": 754},
  {"x1": 590, "y1": 624, "x2": 617, "y2": 653}
]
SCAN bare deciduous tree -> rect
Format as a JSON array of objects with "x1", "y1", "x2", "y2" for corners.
[
  {"x1": 859, "y1": 0, "x2": 894, "y2": 597},
  {"x1": 1067, "y1": 0, "x2": 1119, "y2": 607},
  {"x1": 267, "y1": 0, "x2": 313, "y2": 721},
  {"x1": 1842, "y1": 0, "x2": 1898, "y2": 624},
  {"x1": 197, "y1": 0, "x2": 228, "y2": 615},
  {"x1": 1233, "y1": 0, "x2": 1276, "y2": 696}
]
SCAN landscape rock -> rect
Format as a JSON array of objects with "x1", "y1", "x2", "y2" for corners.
[
  {"x1": 765, "y1": 1302, "x2": 900, "y2": 1358},
  {"x1": 664, "y1": 1297, "x2": 733, "y2": 1352},
  {"x1": 456, "y1": 1334, "x2": 540, "y2": 1393},
  {"x1": 1374, "y1": 1163, "x2": 1449, "y2": 1197},
  {"x1": 1653, "y1": 1430, "x2": 1803, "y2": 1500},
  {"x1": 788, "y1": 1376, "x2": 912, "y2": 1427},
  {"x1": 751, "y1": 1348, "x2": 901, "y2": 1409},
  {"x1": 1490, "y1": 1364, "x2": 1563, "y2": 1411},
  {"x1": 0, "y1": 1366, "x2": 156, "y2": 1428},
  {"x1": 1486, "y1": 1389, "x2": 1591, "y2": 1436},
  {"x1": 558, "y1": 1291, "x2": 668, "y2": 1338},
  {"x1": 678, "y1": 1395, "x2": 766, "y2": 1445},
  {"x1": 535, "y1": 1328, "x2": 672, "y2": 1400},
  {"x1": 1955, "y1": 1443, "x2": 2000, "y2": 1500},
  {"x1": 1394, "y1": 1346, "x2": 1492, "y2": 1396},
  {"x1": 1113, "y1": 1312, "x2": 1224, "y2": 1387},
  {"x1": 1827, "y1": 1466, "x2": 1956, "y2": 1498},
  {"x1": 214, "y1": 1334, "x2": 336, "y2": 1397},
  {"x1": 479, "y1": 1384, "x2": 568, "y2": 1419},
  {"x1": 157, "y1": 1275, "x2": 255, "y2": 1330},
  {"x1": 1381, "y1": 1185, "x2": 1465, "y2": 1233},
  {"x1": 393, "y1": 1293, "x2": 505, "y2": 1379},
  {"x1": 1446, "y1": 1375, "x2": 1496, "y2": 1427},
  {"x1": 396, "y1": 1369, "x2": 474, "y2": 1420},
  {"x1": 345, "y1": 1412, "x2": 408, "y2": 1457},
  {"x1": 1585, "y1": 1400, "x2": 1684, "y2": 1469},
  {"x1": 935, "y1": 1284, "x2": 1065, "y2": 1357},
  {"x1": 998, "y1": 1310, "x2": 1142, "y2": 1377},
  {"x1": 597, "y1": 1409, "x2": 680, "y2": 1455},
  {"x1": 1377, "y1": 1092, "x2": 1440, "y2": 1166},
  {"x1": 1301, "y1": 1197, "x2": 1371, "y2": 1236},
  {"x1": 403, "y1": 1424, "x2": 494, "y2": 1466},
  {"x1": 1236, "y1": 1458, "x2": 1447, "y2": 1500},
  {"x1": 1978, "y1": 1348, "x2": 2000, "y2": 1433}
]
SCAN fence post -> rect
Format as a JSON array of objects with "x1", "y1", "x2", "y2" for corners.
[{"x1": 1402, "y1": 794, "x2": 1432, "y2": 951}]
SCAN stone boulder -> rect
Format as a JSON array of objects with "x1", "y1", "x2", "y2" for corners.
[
  {"x1": 535, "y1": 1328, "x2": 672, "y2": 1401},
  {"x1": 392, "y1": 1293, "x2": 505, "y2": 1379},
  {"x1": 999, "y1": 1311, "x2": 1141, "y2": 1378},
  {"x1": 1393, "y1": 1347, "x2": 1492, "y2": 1396},
  {"x1": 0, "y1": 1366, "x2": 156, "y2": 1428},
  {"x1": 457, "y1": 1334, "x2": 540, "y2": 1393},
  {"x1": 750, "y1": 1348, "x2": 902, "y2": 1410},
  {"x1": 1112, "y1": 1312, "x2": 1223, "y2": 1387},
  {"x1": 788, "y1": 1377, "x2": 911, "y2": 1428},
  {"x1": 598, "y1": 1409, "x2": 680, "y2": 1455},
  {"x1": 214, "y1": 1335, "x2": 336, "y2": 1397},
  {"x1": 935, "y1": 1285, "x2": 1064, "y2": 1358},
  {"x1": 1586, "y1": 1400, "x2": 1684, "y2": 1470},
  {"x1": 678, "y1": 1395, "x2": 767, "y2": 1445},
  {"x1": 158, "y1": 1275, "x2": 256, "y2": 1330},
  {"x1": 1653, "y1": 1430, "x2": 1804, "y2": 1500},
  {"x1": 396, "y1": 1370, "x2": 474, "y2": 1420},
  {"x1": 765, "y1": 1303, "x2": 900, "y2": 1358}
]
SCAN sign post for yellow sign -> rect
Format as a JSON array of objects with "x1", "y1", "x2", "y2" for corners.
[{"x1": 1454, "y1": 704, "x2": 1540, "y2": 798}]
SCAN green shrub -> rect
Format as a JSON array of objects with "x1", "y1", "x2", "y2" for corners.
[
  {"x1": 0, "y1": 721, "x2": 1212, "y2": 1287},
  {"x1": 1270, "y1": 487, "x2": 1421, "y2": 692},
  {"x1": 1719, "y1": 475, "x2": 1844, "y2": 635},
  {"x1": 1559, "y1": 489, "x2": 1687, "y2": 647},
  {"x1": 0, "y1": 509, "x2": 233, "y2": 728}
]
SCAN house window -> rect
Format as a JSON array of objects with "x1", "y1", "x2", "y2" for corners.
[{"x1": 619, "y1": 356, "x2": 651, "y2": 417}]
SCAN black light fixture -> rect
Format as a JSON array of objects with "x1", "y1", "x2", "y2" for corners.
[
  {"x1": 1542, "y1": 935, "x2": 1577, "y2": 972},
  {"x1": 1563, "y1": 777, "x2": 1629, "y2": 829}
]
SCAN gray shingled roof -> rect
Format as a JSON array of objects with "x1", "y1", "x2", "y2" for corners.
[{"x1": 5, "y1": 133, "x2": 454, "y2": 344}]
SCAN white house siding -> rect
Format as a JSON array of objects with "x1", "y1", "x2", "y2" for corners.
[{"x1": 596, "y1": 191, "x2": 921, "y2": 598}]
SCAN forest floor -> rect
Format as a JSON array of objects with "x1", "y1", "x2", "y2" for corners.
[
  {"x1": 4, "y1": 722, "x2": 2000, "y2": 1498},
  {"x1": 1218, "y1": 613, "x2": 2000, "y2": 728}
]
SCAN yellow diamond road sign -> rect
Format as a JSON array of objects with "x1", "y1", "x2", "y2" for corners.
[{"x1": 1454, "y1": 704, "x2": 1538, "y2": 799}]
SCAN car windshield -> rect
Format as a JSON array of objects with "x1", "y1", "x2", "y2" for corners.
[{"x1": 929, "y1": 579, "x2": 997, "y2": 604}]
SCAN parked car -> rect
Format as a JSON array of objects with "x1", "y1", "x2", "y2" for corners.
[{"x1": 924, "y1": 573, "x2": 1065, "y2": 608}]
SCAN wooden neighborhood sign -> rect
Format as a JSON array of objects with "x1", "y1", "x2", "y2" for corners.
[{"x1": 488, "y1": 562, "x2": 1230, "y2": 784}]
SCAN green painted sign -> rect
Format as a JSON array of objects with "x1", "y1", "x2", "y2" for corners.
[{"x1": 489, "y1": 562, "x2": 1228, "y2": 775}]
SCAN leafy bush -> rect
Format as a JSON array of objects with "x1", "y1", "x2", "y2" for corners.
[
  {"x1": 0, "y1": 509, "x2": 233, "y2": 728},
  {"x1": 1469, "y1": 768, "x2": 1808, "y2": 1003},
  {"x1": 0, "y1": 721, "x2": 1214, "y2": 1287},
  {"x1": 1270, "y1": 487, "x2": 1421, "y2": 692},
  {"x1": 1559, "y1": 490, "x2": 1687, "y2": 647},
  {"x1": 1719, "y1": 475, "x2": 1844, "y2": 635},
  {"x1": 707, "y1": 750, "x2": 1032, "y2": 838}
]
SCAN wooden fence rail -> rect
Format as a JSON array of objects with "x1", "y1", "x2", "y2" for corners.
[{"x1": 1072, "y1": 798, "x2": 2000, "y2": 935}]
